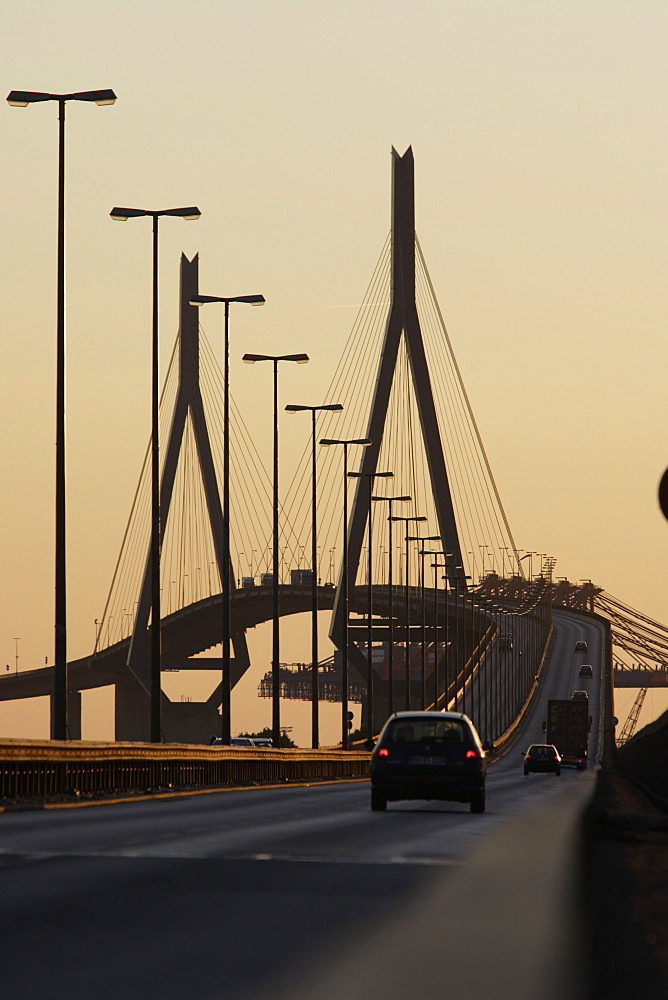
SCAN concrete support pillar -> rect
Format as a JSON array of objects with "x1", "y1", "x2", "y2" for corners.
[{"x1": 115, "y1": 674, "x2": 150, "y2": 742}]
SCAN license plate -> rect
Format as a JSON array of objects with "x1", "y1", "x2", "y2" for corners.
[{"x1": 410, "y1": 756, "x2": 442, "y2": 765}]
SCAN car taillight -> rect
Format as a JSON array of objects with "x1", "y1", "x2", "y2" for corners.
[
  {"x1": 377, "y1": 748, "x2": 389, "y2": 757},
  {"x1": 465, "y1": 749, "x2": 480, "y2": 759}
]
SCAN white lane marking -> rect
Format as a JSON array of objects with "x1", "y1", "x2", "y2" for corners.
[
  {"x1": 0, "y1": 849, "x2": 465, "y2": 868},
  {"x1": 0, "y1": 847, "x2": 465, "y2": 866},
  {"x1": 247, "y1": 853, "x2": 465, "y2": 867}
]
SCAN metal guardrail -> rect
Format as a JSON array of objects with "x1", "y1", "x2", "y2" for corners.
[{"x1": 0, "y1": 740, "x2": 370, "y2": 802}]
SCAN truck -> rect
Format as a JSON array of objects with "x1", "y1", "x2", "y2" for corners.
[{"x1": 545, "y1": 698, "x2": 590, "y2": 770}]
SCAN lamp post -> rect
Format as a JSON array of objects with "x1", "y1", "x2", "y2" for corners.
[
  {"x1": 501, "y1": 546, "x2": 510, "y2": 583},
  {"x1": 389, "y1": 515, "x2": 427, "y2": 710},
  {"x1": 518, "y1": 552, "x2": 532, "y2": 598},
  {"x1": 412, "y1": 540, "x2": 441, "y2": 707},
  {"x1": 429, "y1": 556, "x2": 447, "y2": 708},
  {"x1": 243, "y1": 353, "x2": 309, "y2": 747},
  {"x1": 111, "y1": 204, "x2": 201, "y2": 743},
  {"x1": 347, "y1": 471, "x2": 394, "y2": 746},
  {"x1": 453, "y1": 569, "x2": 472, "y2": 714},
  {"x1": 8, "y1": 88, "x2": 117, "y2": 740},
  {"x1": 476, "y1": 595, "x2": 494, "y2": 742},
  {"x1": 370, "y1": 495, "x2": 411, "y2": 716},
  {"x1": 320, "y1": 438, "x2": 372, "y2": 748},
  {"x1": 439, "y1": 553, "x2": 455, "y2": 708},
  {"x1": 480, "y1": 545, "x2": 488, "y2": 584},
  {"x1": 285, "y1": 404, "x2": 343, "y2": 748},
  {"x1": 189, "y1": 292, "x2": 265, "y2": 744}
]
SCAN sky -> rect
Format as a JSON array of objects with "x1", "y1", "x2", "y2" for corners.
[{"x1": 1, "y1": 1, "x2": 666, "y2": 744}]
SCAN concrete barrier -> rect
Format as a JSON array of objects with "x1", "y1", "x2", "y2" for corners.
[{"x1": 283, "y1": 773, "x2": 594, "y2": 1000}]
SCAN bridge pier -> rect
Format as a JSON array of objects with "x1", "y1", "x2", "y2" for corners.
[
  {"x1": 355, "y1": 610, "x2": 484, "y2": 738},
  {"x1": 115, "y1": 674, "x2": 150, "y2": 742},
  {"x1": 114, "y1": 673, "x2": 222, "y2": 745},
  {"x1": 162, "y1": 701, "x2": 221, "y2": 745}
]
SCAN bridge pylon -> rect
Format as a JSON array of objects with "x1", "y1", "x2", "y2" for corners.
[
  {"x1": 120, "y1": 254, "x2": 249, "y2": 741},
  {"x1": 330, "y1": 148, "x2": 467, "y2": 722}
]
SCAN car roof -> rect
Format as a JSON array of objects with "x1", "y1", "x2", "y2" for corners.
[{"x1": 386, "y1": 710, "x2": 469, "y2": 722}]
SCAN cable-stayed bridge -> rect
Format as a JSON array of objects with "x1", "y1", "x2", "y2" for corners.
[{"x1": 1, "y1": 148, "x2": 665, "y2": 744}]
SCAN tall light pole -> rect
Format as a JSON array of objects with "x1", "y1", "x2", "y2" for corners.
[
  {"x1": 320, "y1": 438, "x2": 372, "y2": 748},
  {"x1": 8, "y1": 88, "x2": 117, "y2": 740},
  {"x1": 390, "y1": 515, "x2": 427, "y2": 710},
  {"x1": 371, "y1": 495, "x2": 411, "y2": 716},
  {"x1": 111, "y1": 205, "x2": 201, "y2": 743},
  {"x1": 454, "y1": 568, "x2": 472, "y2": 714},
  {"x1": 348, "y1": 471, "x2": 394, "y2": 746},
  {"x1": 285, "y1": 403, "x2": 343, "y2": 748},
  {"x1": 440, "y1": 552, "x2": 455, "y2": 708},
  {"x1": 243, "y1": 353, "x2": 309, "y2": 747},
  {"x1": 480, "y1": 544, "x2": 488, "y2": 583},
  {"x1": 189, "y1": 292, "x2": 265, "y2": 744},
  {"x1": 475, "y1": 594, "x2": 492, "y2": 741},
  {"x1": 519, "y1": 551, "x2": 532, "y2": 597},
  {"x1": 429, "y1": 555, "x2": 447, "y2": 708},
  {"x1": 412, "y1": 539, "x2": 441, "y2": 707}
]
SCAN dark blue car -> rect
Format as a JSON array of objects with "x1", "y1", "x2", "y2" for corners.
[{"x1": 370, "y1": 711, "x2": 488, "y2": 813}]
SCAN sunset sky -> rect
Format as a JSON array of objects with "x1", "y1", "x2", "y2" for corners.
[{"x1": 1, "y1": 1, "x2": 666, "y2": 743}]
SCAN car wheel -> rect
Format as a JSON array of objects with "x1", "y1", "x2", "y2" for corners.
[
  {"x1": 523, "y1": 768, "x2": 529, "y2": 776},
  {"x1": 371, "y1": 790, "x2": 387, "y2": 812},
  {"x1": 470, "y1": 791, "x2": 485, "y2": 813}
]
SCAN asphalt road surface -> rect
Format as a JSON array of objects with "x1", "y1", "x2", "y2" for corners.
[{"x1": 0, "y1": 610, "x2": 603, "y2": 1000}]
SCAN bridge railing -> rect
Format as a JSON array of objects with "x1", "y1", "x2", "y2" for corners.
[
  {"x1": 442, "y1": 580, "x2": 553, "y2": 745},
  {"x1": 0, "y1": 741, "x2": 370, "y2": 804}
]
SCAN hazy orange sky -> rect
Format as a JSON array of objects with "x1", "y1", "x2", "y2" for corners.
[{"x1": 1, "y1": 2, "x2": 666, "y2": 744}]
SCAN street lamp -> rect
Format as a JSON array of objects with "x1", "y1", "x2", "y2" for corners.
[
  {"x1": 285, "y1": 403, "x2": 343, "y2": 748},
  {"x1": 389, "y1": 515, "x2": 427, "y2": 710},
  {"x1": 412, "y1": 540, "x2": 441, "y2": 707},
  {"x1": 429, "y1": 555, "x2": 447, "y2": 708},
  {"x1": 320, "y1": 438, "x2": 372, "y2": 748},
  {"x1": 370, "y1": 495, "x2": 411, "y2": 716},
  {"x1": 7, "y1": 88, "x2": 117, "y2": 740},
  {"x1": 347, "y1": 471, "x2": 394, "y2": 746},
  {"x1": 111, "y1": 204, "x2": 201, "y2": 743},
  {"x1": 473, "y1": 594, "x2": 494, "y2": 741},
  {"x1": 480, "y1": 544, "x2": 489, "y2": 583},
  {"x1": 189, "y1": 291, "x2": 265, "y2": 744},
  {"x1": 244, "y1": 353, "x2": 309, "y2": 747},
  {"x1": 437, "y1": 552, "x2": 455, "y2": 707},
  {"x1": 453, "y1": 569, "x2": 472, "y2": 714}
]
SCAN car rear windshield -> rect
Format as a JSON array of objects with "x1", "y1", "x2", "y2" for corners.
[{"x1": 385, "y1": 718, "x2": 468, "y2": 745}]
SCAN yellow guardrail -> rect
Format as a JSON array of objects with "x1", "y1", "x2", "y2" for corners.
[{"x1": 0, "y1": 739, "x2": 371, "y2": 803}]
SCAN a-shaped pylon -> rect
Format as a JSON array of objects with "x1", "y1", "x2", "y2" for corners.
[
  {"x1": 330, "y1": 147, "x2": 466, "y2": 655},
  {"x1": 125, "y1": 254, "x2": 249, "y2": 725}
]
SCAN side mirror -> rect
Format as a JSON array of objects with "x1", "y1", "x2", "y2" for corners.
[{"x1": 520, "y1": 751, "x2": 526, "y2": 757}]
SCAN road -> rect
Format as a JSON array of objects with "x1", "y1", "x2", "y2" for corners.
[{"x1": 0, "y1": 610, "x2": 603, "y2": 1000}]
